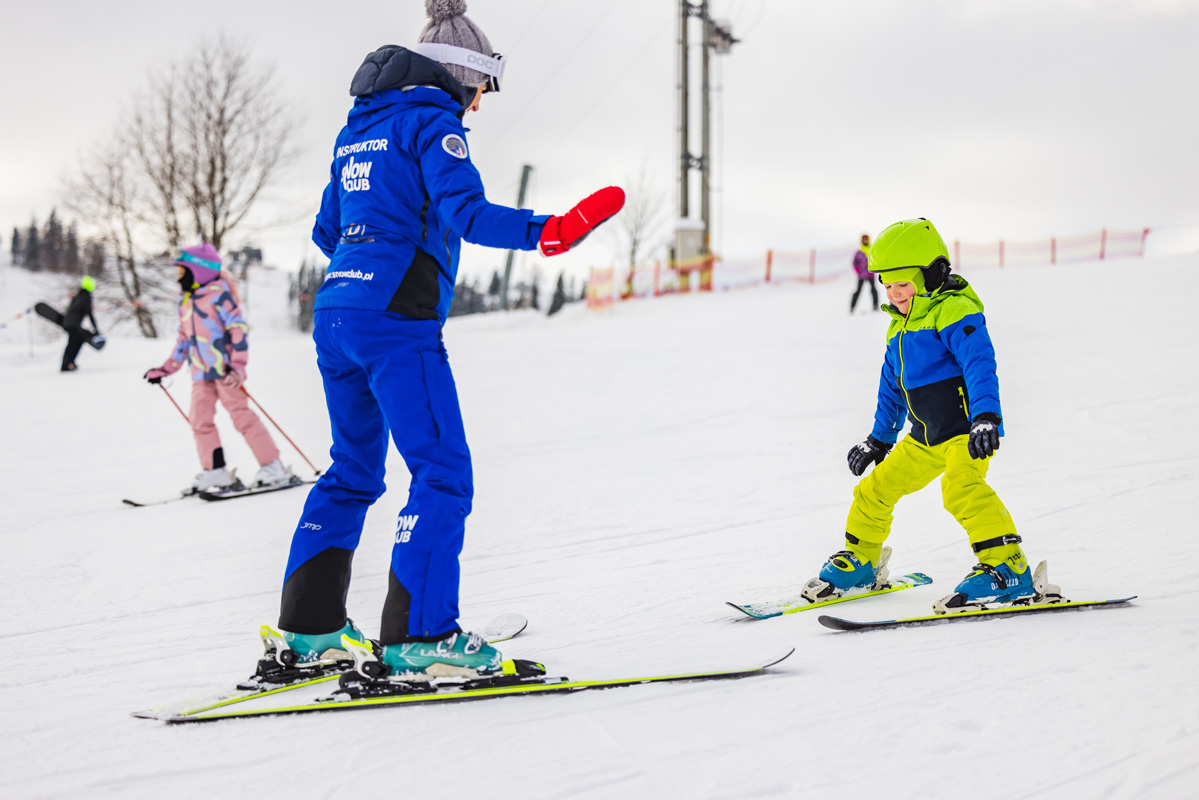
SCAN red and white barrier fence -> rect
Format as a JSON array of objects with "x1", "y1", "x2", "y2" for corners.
[
  {"x1": 953, "y1": 228, "x2": 1148, "y2": 269},
  {"x1": 588, "y1": 227, "x2": 1152, "y2": 310}
]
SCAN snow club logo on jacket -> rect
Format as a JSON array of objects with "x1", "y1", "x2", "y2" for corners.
[
  {"x1": 340, "y1": 157, "x2": 374, "y2": 192},
  {"x1": 311, "y1": 46, "x2": 549, "y2": 325}
]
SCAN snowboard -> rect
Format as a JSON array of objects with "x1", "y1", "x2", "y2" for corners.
[{"x1": 35, "y1": 302, "x2": 105, "y2": 349}]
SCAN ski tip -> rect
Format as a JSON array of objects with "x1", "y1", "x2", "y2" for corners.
[
  {"x1": 481, "y1": 612, "x2": 529, "y2": 642},
  {"x1": 763, "y1": 647, "x2": 797, "y2": 669},
  {"x1": 726, "y1": 601, "x2": 779, "y2": 620},
  {"x1": 817, "y1": 615, "x2": 868, "y2": 632},
  {"x1": 121, "y1": 499, "x2": 143, "y2": 507}
]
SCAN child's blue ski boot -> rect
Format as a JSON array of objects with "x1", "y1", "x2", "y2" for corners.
[
  {"x1": 934, "y1": 536, "x2": 1060, "y2": 613},
  {"x1": 802, "y1": 543, "x2": 892, "y2": 602}
]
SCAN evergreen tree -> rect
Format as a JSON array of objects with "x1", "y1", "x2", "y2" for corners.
[
  {"x1": 23, "y1": 219, "x2": 40, "y2": 271},
  {"x1": 43, "y1": 208, "x2": 64, "y2": 272},
  {"x1": 64, "y1": 224, "x2": 81, "y2": 274},
  {"x1": 10, "y1": 227, "x2": 20, "y2": 266},
  {"x1": 548, "y1": 272, "x2": 567, "y2": 316},
  {"x1": 84, "y1": 241, "x2": 106, "y2": 277}
]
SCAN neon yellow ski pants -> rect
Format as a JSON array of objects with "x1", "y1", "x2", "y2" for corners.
[{"x1": 846, "y1": 434, "x2": 1018, "y2": 555}]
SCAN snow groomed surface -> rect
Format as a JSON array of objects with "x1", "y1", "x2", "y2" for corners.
[{"x1": 2, "y1": 255, "x2": 1196, "y2": 797}]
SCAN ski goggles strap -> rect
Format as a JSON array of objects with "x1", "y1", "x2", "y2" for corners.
[
  {"x1": 171, "y1": 248, "x2": 221, "y2": 272},
  {"x1": 412, "y1": 43, "x2": 507, "y2": 93}
]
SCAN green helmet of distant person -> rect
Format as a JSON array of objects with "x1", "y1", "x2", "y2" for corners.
[
  {"x1": 867, "y1": 218, "x2": 952, "y2": 293},
  {"x1": 80, "y1": 275, "x2": 96, "y2": 292}
]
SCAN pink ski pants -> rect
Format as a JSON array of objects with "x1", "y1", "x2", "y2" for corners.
[{"x1": 190, "y1": 380, "x2": 280, "y2": 469}]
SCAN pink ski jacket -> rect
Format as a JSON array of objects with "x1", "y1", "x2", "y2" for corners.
[{"x1": 156, "y1": 279, "x2": 250, "y2": 382}]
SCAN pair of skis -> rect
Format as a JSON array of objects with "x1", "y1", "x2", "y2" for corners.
[
  {"x1": 135, "y1": 577, "x2": 1134, "y2": 724},
  {"x1": 727, "y1": 567, "x2": 1134, "y2": 631},
  {"x1": 123, "y1": 475, "x2": 315, "y2": 507},
  {"x1": 133, "y1": 614, "x2": 794, "y2": 724}
]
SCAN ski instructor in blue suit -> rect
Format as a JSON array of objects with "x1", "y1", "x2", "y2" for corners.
[{"x1": 273, "y1": 0, "x2": 624, "y2": 678}]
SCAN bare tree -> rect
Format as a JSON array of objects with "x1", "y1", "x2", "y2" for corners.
[
  {"x1": 130, "y1": 36, "x2": 297, "y2": 250},
  {"x1": 613, "y1": 167, "x2": 667, "y2": 298},
  {"x1": 63, "y1": 35, "x2": 298, "y2": 337},
  {"x1": 63, "y1": 140, "x2": 168, "y2": 337}
]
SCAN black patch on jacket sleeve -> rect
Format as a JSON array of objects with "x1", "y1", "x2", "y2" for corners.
[
  {"x1": 964, "y1": 325, "x2": 976, "y2": 336},
  {"x1": 386, "y1": 248, "x2": 441, "y2": 320}
]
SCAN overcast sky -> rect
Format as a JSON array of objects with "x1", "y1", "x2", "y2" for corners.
[{"x1": 2, "y1": 0, "x2": 1197, "y2": 283}]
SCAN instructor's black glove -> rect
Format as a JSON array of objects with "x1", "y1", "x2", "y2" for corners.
[
  {"x1": 847, "y1": 435, "x2": 893, "y2": 477},
  {"x1": 968, "y1": 412, "x2": 1002, "y2": 460}
]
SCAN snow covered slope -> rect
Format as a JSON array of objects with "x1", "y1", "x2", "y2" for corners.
[{"x1": 1, "y1": 253, "x2": 1195, "y2": 799}]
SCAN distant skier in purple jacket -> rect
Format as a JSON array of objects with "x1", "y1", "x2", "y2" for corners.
[{"x1": 850, "y1": 233, "x2": 879, "y2": 313}]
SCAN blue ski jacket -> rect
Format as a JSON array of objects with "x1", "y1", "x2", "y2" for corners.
[
  {"x1": 872, "y1": 275, "x2": 1004, "y2": 447},
  {"x1": 313, "y1": 46, "x2": 549, "y2": 324}
]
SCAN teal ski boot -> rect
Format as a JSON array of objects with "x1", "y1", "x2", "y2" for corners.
[{"x1": 344, "y1": 630, "x2": 504, "y2": 680}]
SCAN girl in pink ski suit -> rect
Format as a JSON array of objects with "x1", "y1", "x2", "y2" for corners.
[{"x1": 144, "y1": 243, "x2": 284, "y2": 489}]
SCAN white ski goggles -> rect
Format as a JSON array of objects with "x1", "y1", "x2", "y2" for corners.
[{"x1": 412, "y1": 42, "x2": 507, "y2": 93}]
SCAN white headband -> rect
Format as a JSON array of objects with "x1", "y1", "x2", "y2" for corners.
[{"x1": 412, "y1": 42, "x2": 506, "y2": 83}]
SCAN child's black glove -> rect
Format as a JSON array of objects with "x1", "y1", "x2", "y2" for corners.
[
  {"x1": 968, "y1": 413, "x2": 1002, "y2": 459},
  {"x1": 848, "y1": 436, "x2": 893, "y2": 476}
]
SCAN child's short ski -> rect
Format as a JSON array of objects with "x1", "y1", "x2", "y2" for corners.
[
  {"x1": 728, "y1": 573, "x2": 933, "y2": 619},
  {"x1": 131, "y1": 612, "x2": 529, "y2": 721},
  {"x1": 198, "y1": 476, "x2": 316, "y2": 501},
  {"x1": 818, "y1": 596, "x2": 1136, "y2": 631},
  {"x1": 122, "y1": 494, "x2": 196, "y2": 508},
  {"x1": 146, "y1": 649, "x2": 795, "y2": 724}
]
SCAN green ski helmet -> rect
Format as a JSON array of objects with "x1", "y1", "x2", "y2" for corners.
[
  {"x1": 868, "y1": 218, "x2": 951, "y2": 293},
  {"x1": 80, "y1": 275, "x2": 96, "y2": 292}
]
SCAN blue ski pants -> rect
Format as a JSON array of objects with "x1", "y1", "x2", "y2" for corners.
[{"x1": 279, "y1": 309, "x2": 473, "y2": 643}]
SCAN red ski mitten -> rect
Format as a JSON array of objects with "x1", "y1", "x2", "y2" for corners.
[{"x1": 538, "y1": 186, "x2": 625, "y2": 257}]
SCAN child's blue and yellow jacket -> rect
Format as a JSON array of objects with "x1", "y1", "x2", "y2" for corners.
[{"x1": 871, "y1": 275, "x2": 1004, "y2": 447}]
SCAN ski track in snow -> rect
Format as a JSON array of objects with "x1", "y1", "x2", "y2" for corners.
[{"x1": 1, "y1": 256, "x2": 1197, "y2": 799}]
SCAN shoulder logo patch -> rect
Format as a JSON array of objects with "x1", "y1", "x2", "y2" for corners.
[{"x1": 441, "y1": 134, "x2": 468, "y2": 159}]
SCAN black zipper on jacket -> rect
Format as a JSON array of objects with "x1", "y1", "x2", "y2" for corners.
[{"x1": 420, "y1": 195, "x2": 430, "y2": 240}]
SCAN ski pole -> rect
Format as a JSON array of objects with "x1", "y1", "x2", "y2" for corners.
[
  {"x1": 158, "y1": 384, "x2": 190, "y2": 424},
  {"x1": 240, "y1": 386, "x2": 321, "y2": 476}
]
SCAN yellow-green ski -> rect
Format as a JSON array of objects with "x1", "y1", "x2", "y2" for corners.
[
  {"x1": 156, "y1": 649, "x2": 795, "y2": 724},
  {"x1": 728, "y1": 573, "x2": 933, "y2": 619}
]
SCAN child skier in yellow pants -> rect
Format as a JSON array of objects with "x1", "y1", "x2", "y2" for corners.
[{"x1": 806, "y1": 219, "x2": 1043, "y2": 612}]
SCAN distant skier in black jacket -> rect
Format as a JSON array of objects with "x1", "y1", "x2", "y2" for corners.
[{"x1": 61, "y1": 276, "x2": 99, "y2": 372}]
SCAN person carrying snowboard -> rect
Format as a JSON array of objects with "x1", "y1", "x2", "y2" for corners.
[
  {"x1": 143, "y1": 243, "x2": 291, "y2": 494},
  {"x1": 806, "y1": 218, "x2": 1044, "y2": 613},
  {"x1": 60, "y1": 275, "x2": 101, "y2": 371},
  {"x1": 268, "y1": 0, "x2": 624, "y2": 680},
  {"x1": 849, "y1": 233, "x2": 878, "y2": 313}
]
